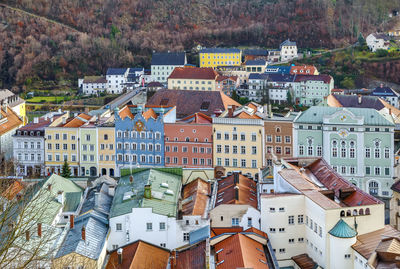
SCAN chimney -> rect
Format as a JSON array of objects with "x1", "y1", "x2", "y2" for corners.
[
  {"x1": 233, "y1": 172, "x2": 239, "y2": 184},
  {"x1": 108, "y1": 185, "x2": 115, "y2": 196},
  {"x1": 74, "y1": 112, "x2": 78, "y2": 117},
  {"x1": 171, "y1": 251, "x2": 177, "y2": 269},
  {"x1": 57, "y1": 191, "x2": 64, "y2": 204},
  {"x1": 358, "y1": 95, "x2": 362, "y2": 104},
  {"x1": 58, "y1": 108, "x2": 62, "y2": 113},
  {"x1": 94, "y1": 192, "x2": 100, "y2": 208},
  {"x1": 25, "y1": 230, "x2": 30, "y2": 241},
  {"x1": 129, "y1": 175, "x2": 134, "y2": 183},
  {"x1": 81, "y1": 226, "x2": 86, "y2": 241},
  {"x1": 70, "y1": 215, "x2": 74, "y2": 229},
  {"x1": 33, "y1": 117, "x2": 39, "y2": 124},
  {"x1": 62, "y1": 117, "x2": 66, "y2": 125},
  {"x1": 37, "y1": 223, "x2": 42, "y2": 237},
  {"x1": 228, "y1": 105, "x2": 234, "y2": 118},
  {"x1": 268, "y1": 104, "x2": 273, "y2": 118},
  {"x1": 380, "y1": 83, "x2": 384, "y2": 88},
  {"x1": 234, "y1": 186, "x2": 239, "y2": 201},
  {"x1": 117, "y1": 248, "x2": 123, "y2": 264},
  {"x1": 214, "y1": 109, "x2": 222, "y2": 117},
  {"x1": 144, "y1": 185, "x2": 152, "y2": 199},
  {"x1": 389, "y1": 108, "x2": 392, "y2": 115},
  {"x1": 47, "y1": 184, "x2": 52, "y2": 192}
]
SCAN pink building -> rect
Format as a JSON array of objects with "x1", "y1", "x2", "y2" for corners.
[{"x1": 164, "y1": 113, "x2": 213, "y2": 168}]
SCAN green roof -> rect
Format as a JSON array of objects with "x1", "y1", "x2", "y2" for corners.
[
  {"x1": 110, "y1": 169, "x2": 182, "y2": 218},
  {"x1": 328, "y1": 219, "x2": 357, "y2": 238},
  {"x1": 294, "y1": 106, "x2": 395, "y2": 126},
  {"x1": 63, "y1": 192, "x2": 83, "y2": 212}
]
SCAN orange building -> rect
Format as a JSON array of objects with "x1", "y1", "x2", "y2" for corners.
[{"x1": 164, "y1": 112, "x2": 213, "y2": 168}]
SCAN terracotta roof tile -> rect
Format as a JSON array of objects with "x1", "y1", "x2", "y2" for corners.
[
  {"x1": 290, "y1": 65, "x2": 317, "y2": 75},
  {"x1": 216, "y1": 75, "x2": 238, "y2": 82},
  {"x1": 178, "y1": 112, "x2": 212, "y2": 124},
  {"x1": 236, "y1": 111, "x2": 262, "y2": 119},
  {"x1": 118, "y1": 105, "x2": 134, "y2": 120},
  {"x1": 214, "y1": 233, "x2": 269, "y2": 269},
  {"x1": 0, "y1": 106, "x2": 23, "y2": 135},
  {"x1": 292, "y1": 254, "x2": 317, "y2": 269},
  {"x1": 392, "y1": 180, "x2": 400, "y2": 193},
  {"x1": 181, "y1": 178, "x2": 210, "y2": 216},
  {"x1": 62, "y1": 113, "x2": 92, "y2": 128},
  {"x1": 175, "y1": 240, "x2": 207, "y2": 269},
  {"x1": 168, "y1": 67, "x2": 218, "y2": 80},
  {"x1": 216, "y1": 173, "x2": 258, "y2": 208},
  {"x1": 1, "y1": 180, "x2": 25, "y2": 200},
  {"x1": 352, "y1": 225, "x2": 400, "y2": 259},
  {"x1": 106, "y1": 240, "x2": 170, "y2": 269},
  {"x1": 211, "y1": 227, "x2": 244, "y2": 237},
  {"x1": 142, "y1": 108, "x2": 158, "y2": 121}
]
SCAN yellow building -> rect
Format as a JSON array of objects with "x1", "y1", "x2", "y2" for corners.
[
  {"x1": 98, "y1": 123, "x2": 116, "y2": 177},
  {"x1": 167, "y1": 67, "x2": 219, "y2": 91},
  {"x1": 45, "y1": 113, "x2": 92, "y2": 176},
  {"x1": 212, "y1": 106, "x2": 265, "y2": 178},
  {"x1": 199, "y1": 48, "x2": 242, "y2": 69},
  {"x1": 0, "y1": 89, "x2": 27, "y2": 125},
  {"x1": 52, "y1": 251, "x2": 107, "y2": 269}
]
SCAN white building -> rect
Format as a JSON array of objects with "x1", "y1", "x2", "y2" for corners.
[
  {"x1": 280, "y1": 39, "x2": 298, "y2": 61},
  {"x1": 108, "y1": 169, "x2": 182, "y2": 250},
  {"x1": 78, "y1": 76, "x2": 107, "y2": 95},
  {"x1": 366, "y1": 33, "x2": 390, "y2": 52},
  {"x1": 370, "y1": 85, "x2": 400, "y2": 108},
  {"x1": 106, "y1": 68, "x2": 129, "y2": 94},
  {"x1": 261, "y1": 158, "x2": 386, "y2": 268},
  {"x1": 151, "y1": 52, "x2": 187, "y2": 84},
  {"x1": 210, "y1": 172, "x2": 261, "y2": 230}
]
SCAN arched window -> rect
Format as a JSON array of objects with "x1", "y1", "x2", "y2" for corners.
[
  {"x1": 276, "y1": 127, "x2": 281, "y2": 133},
  {"x1": 353, "y1": 209, "x2": 358, "y2": 216},
  {"x1": 368, "y1": 181, "x2": 379, "y2": 196},
  {"x1": 365, "y1": 208, "x2": 370, "y2": 215},
  {"x1": 359, "y1": 209, "x2": 364, "y2": 215},
  {"x1": 340, "y1": 210, "x2": 345, "y2": 217},
  {"x1": 346, "y1": 210, "x2": 351, "y2": 216}
]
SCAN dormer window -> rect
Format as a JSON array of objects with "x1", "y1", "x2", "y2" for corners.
[
  {"x1": 36, "y1": 131, "x2": 40, "y2": 136},
  {"x1": 24, "y1": 131, "x2": 27, "y2": 136},
  {"x1": 30, "y1": 131, "x2": 34, "y2": 136},
  {"x1": 17, "y1": 131, "x2": 21, "y2": 135}
]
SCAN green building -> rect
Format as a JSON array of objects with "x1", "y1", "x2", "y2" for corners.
[{"x1": 293, "y1": 106, "x2": 394, "y2": 198}]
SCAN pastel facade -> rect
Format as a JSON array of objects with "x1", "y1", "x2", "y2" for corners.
[
  {"x1": 79, "y1": 126, "x2": 98, "y2": 177},
  {"x1": 151, "y1": 52, "x2": 187, "y2": 83},
  {"x1": 199, "y1": 48, "x2": 242, "y2": 69},
  {"x1": 114, "y1": 105, "x2": 176, "y2": 176},
  {"x1": 261, "y1": 158, "x2": 385, "y2": 268},
  {"x1": 280, "y1": 39, "x2": 298, "y2": 61},
  {"x1": 164, "y1": 113, "x2": 213, "y2": 168},
  {"x1": 78, "y1": 76, "x2": 107, "y2": 95},
  {"x1": 213, "y1": 116, "x2": 265, "y2": 178},
  {"x1": 293, "y1": 75, "x2": 334, "y2": 105},
  {"x1": 293, "y1": 106, "x2": 395, "y2": 198},
  {"x1": 0, "y1": 89, "x2": 26, "y2": 125},
  {"x1": 0, "y1": 106, "x2": 24, "y2": 160},
  {"x1": 98, "y1": 124, "x2": 116, "y2": 177},
  {"x1": 167, "y1": 67, "x2": 219, "y2": 91}
]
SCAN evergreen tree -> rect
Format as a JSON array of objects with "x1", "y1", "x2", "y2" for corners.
[
  {"x1": 231, "y1": 90, "x2": 239, "y2": 102},
  {"x1": 61, "y1": 160, "x2": 71, "y2": 178}
]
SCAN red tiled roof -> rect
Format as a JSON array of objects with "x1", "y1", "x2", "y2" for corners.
[
  {"x1": 290, "y1": 65, "x2": 317, "y2": 75},
  {"x1": 181, "y1": 178, "x2": 210, "y2": 216},
  {"x1": 63, "y1": 113, "x2": 91, "y2": 128},
  {"x1": 215, "y1": 173, "x2": 258, "y2": 208},
  {"x1": 292, "y1": 254, "x2": 317, "y2": 269},
  {"x1": 392, "y1": 180, "x2": 400, "y2": 193},
  {"x1": 211, "y1": 227, "x2": 244, "y2": 237},
  {"x1": 175, "y1": 240, "x2": 206, "y2": 269},
  {"x1": 119, "y1": 105, "x2": 134, "y2": 120},
  {"x1": 214, "y1": 233, "x2": 269, "y2": 269},
  {"x1": 106, "y1": 240, "x2": 170, "y2": 269},
  {"x1": 168, "y1": 67, "x2": 218, "y2": 80},
  {"x1": 294, "y1": 74, "x2": 332, "y2": 83},
  {"x1": 179, "y1": 112, "x2": 212, "y2": 124},
  {"x1": 142, "y1": 108, "x2": 158, "y2": 120},
  {"x1": 1, "y1": 180, "x2": 25, "y2": 200},
  {"x1": 0, "y1": 106, "x2": 23, "y2": 135},
  {"x1": 216, "y1": 75, "x2": 238, "y2": 82},
  {"x1": 307, "y1": 159, "x2": 382, "y2": 207}
]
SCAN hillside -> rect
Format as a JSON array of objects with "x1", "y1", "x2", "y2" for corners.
[{"x1": 0, "y1": 0, "x2": 399, "y2": 90}]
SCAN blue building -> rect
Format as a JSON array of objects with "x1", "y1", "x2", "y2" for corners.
[{"x1": 114, "y1": 104, "x2": 176, "y2": 175}]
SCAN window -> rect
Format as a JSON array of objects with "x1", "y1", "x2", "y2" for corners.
[
  {"x1": 224, "y1": 133, "x2": 229, "y2": 140},
  {"x1": 289, "y1": 239, "x2": 295, "y2": 244},
  {"x1": 267, "y1": 135, "x2": 272, "y2": 142},
  {"x1": 366, "y1": 166, "x2": 371, "y2": 175},
  {"x1": 63, "y1": 144, "x2": 67, "y2": 150},
  {"x1": 308, "y1": 146, "x2": 313, "y2": 156},
  {"x1": 375, "y1": 167, "x2": 380, "y2": 175},
  {"x1": 285, "y1": 147, "x2": 291, "y2": 155},
  {"x1": 299, "y1": 145, "x2": 304, "y2": 155},
  {"x1": 275, "y1": 136, "x2": 281, "y2": 143},
  {"x1": 252, "y1": 146, "x2": 257, "y2": 154},
  {"x1": 365, "y1": 148, "x2": 371, "y2": 158},
  {"x1": 146, "y1": 223, "x2": 153, "y2": 231},
  {"x1": 350, "y1": 148, "x2": 355, "y2": 158},
  {"x1": 241, "y1": 159, "x2": 246, "y2": 168},
  {"x1": 288, "y1": 216, "x2": 294, "y2": 225},
  {"x1": 86, "y1": 134, "x2": 91, "y2": 141},
  {"x1": 341, "y1": 166, "x2": 346, "y2": 174},
  {"x1": 345, "y1": 254, "x2": 351, "y2": 259},
  {"x1": 232, "y1": 218, "x2": 239, "y2": 226},
  {"x1": 298, "y1": 238, "x2": 304, "y2": 243},
  {"x1": 251, "y1": 133, "x2": 256, "y2": 141},
  {"x1": 240, "y1": 133, "x2": 245, "y2": 141},
  {"x1": 375, "y1": 148, "x2": 380, "y2": 158},
  {"x1": 317, "y1": 146, "x2": 322, "y2": 156},
  {"x1": 116, "y1": 223, "x2": 122, "y2": 231},
  {"x1": 232, "y1": 133, "x2": 238, "y2": 140},
  {"x1": 183, "y1": 232, "x2": 190, "y2": 241},
  {"x1": 350, "y1": 167, "x2": 356, "y2": 174},
  {"x1": 216, "y1": 132, "x2": 221, "y2": 140},
  {"x1": 224, "y1": 145, "x2": 229, "y2": 154},
  {"x1": 159, "y1": 222, "x2": 166, "y2": 231},
  {"x1": 279, "y1": 228, "x2": 285, "y2": 232},
  {"x1": 224, "y1": 158, "x2": 229, "y2": 166},
  {"x1": 285, "y1": 136, "x2": 291, "y2": 143},
  {"x1": 385, "y1": 148, "x2": 390, "y2": 159},
  {"x1": 232, "y1": 159, "x2": 237, "y2": 167},
  {"x1": 241, "y1": 146, "x2": 246, "y2": 154},
  {"x1": 279, "y1": 248, "x2": 285, "y2": 253},
  {"x1": 269, "y1": 228, "x2": 276, "y2": 233},
  {"x1": 232, "y1": 146, "x2": 237, "y2": 154},
  {"x1": 298, "y1": 215, "x2": 304, "y2": 224},
  {"x1": 369, "y1": 181, "x2": 379, "y2": 195},
  {"x1": 252, "y1": 160, "x2": 257, "y2": 168},
  {"x1": 341, "y1": 147, "x2": 346, "y2": 158},
  {"x1": 217, "y1": 145, "x2": 222, "y2": 153},
  {"x1": 269, "y1": 207, "x2": 275, "y2": 213},
  {"x1": 385, "y1": 167, "x2": 390, "y2": 176},
  {"x1": 279, "y1": 207, "x2": 285, "y2": 212},
  {"x1": 319, "y1": 226, "x2": 322, "y2": 237},
  {"x1": 248, "y1": 218, "x2": 252, "y2": 227},
  {"x1": 332, "y1": 147, "x2": 337, "y2": 158}
]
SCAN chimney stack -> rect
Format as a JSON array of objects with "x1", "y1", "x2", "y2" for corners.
[
  {"x1": 62, "y1": 117, "x2": 66, "y2": 125},
  {"x1": 81, "y1": 226, "x2": 86, "y2": 241},
  {"x1": 108, "y1": 185, "x2": 115, "y2": 196},
  {"x1": 233, "y1": 172, "x2": 239, "y2": 184},
  {"x1": 94, "y1": 192, "x2": 100, "y2": 208},
  {"x1": 70, "y1": 215, "x2": 74, "y2": 229},
  {"x1": 389, "y1": 108, "x2": 392, "y2": 115},
  {"x1": 358, "y1": 95, "x2": 362, "y2": 104},
  {"x1": 234, "y1": 186, "x2": 239, "y2": 201},
  {"x1": 129, "y1": 175, "x2": 134, "y2": 183},
  {"x1": 47, "y1": 184, "x2": 52, "y2": 192},
  {"x1": 171, "y1": 251, "x2": 177, "y2": 269},
  {"x1": 25, "y1": 230, "x2": 30, "y2": 241},
  {"x1": 228, "y1": 105, "x2": 234, "y2": 118},
  {"x1": 37, "y1": 223, "x2": 42, "y2": 237},
  {"x1": 144, "y1": 185, "x2": 152, "y2": 199},
  {"x1": 33, "y1": 117, "x2": 39, "y2": 124},
  {"x1": 117, "y1": 248, "x2": 123, "y2": 264}
]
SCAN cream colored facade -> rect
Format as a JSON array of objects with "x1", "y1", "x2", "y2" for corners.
[
  {"x1": 45, "y1": 127, "x2": 80, "y2": 176},
  {"x1": 98, "y1": 126, "x2": 116, "y2": 177},
  {"x1": 212, "y1": 117, "x2": 265, "y2": 178},
  {"x1": 52, "y1": 248, "x2": 107, "y2": 269},
  {"x1": 168, "y1": 78, "x2": 217, "y2": 91},
  {"x1": 390, "y1": 188, "x2": 400, "y2": 230},
  {"x1": 210, "y1": 204, "x2": 260, "y2": 230}
]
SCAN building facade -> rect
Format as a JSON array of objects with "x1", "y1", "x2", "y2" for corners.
[
  {"x1": 293, "y1": 106, "x2": 395, "y2": 198},
  {"x1": 106, "y1": 68, "x2": 128, "y2": 94},
  {"x1": 0, "y1": 106, "x2": 24, "y2": 160},
  {"x1": 98, "y1": 123, "x2": 116, "y2": 177},
  {"x1": 78, "y1": 76, "x2": 107, "y2": 95},
  {"x1": 167, "y1": 67, "x2": 219, "y2": 91},
  {"x1": 293, "y1": 75, "x2": 334, "y2": 106},
  {"x1": 366, "y1": 33, "x2": 390, "y2": 52},
  {"x1": 279, "y1": 39, "x2": 298, "y2": 61},
  {"x1": 151, "y1": 52, "x2": 187, "y2": 83},
  {"x1": 199, "y1": 48, "x2": 242, "y2": 69},
  {"x1": 370, "y1": 85, "x2": 400, "y2": 108},
  {"x1": 79, "y1": 125, "x2": 98, "y2": 177},
  {"x1": 164, "y1": 113, "x2": 213, "y2": 168}
]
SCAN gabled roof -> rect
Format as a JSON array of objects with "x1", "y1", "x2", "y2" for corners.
[
  {"x1": 142, "y1": 108, "x2": 158, "y2": 120},
  {"x1": 329, "y1": 219, "x2": 357, "y2": 238},
  {"x1": 146, "y1": 89, "x2": 240, "y2": 118},
  {"x1": 391, "y1": 180, "x2": 400, "y2": 193},
  {"x1": 290, "y1": 65, "x2": 317, "y2": 75},
  {"x1": 199, "y1": 48, "x2": 240, "y2": 53},
  {"x1": 215, "y1": 173, "x2": 258, "y2": 209},
  {"x1": 352, "y1": 225, "x2": 400, "y2": 259},
  {"x1": 175, "y1": 240, "x2": 207, "y2": 269},
  {"x1": 244, "y1": 49, "x2": 268, "y2": 56},
  {"x1": 371, "y1": 33, "x2": 390, "y2": 41},
  {"x1": 168, "y1": 67, "x2": 218, "y2": 80},
  {"x1": 372, "y1": 86, "x2": 399, "y2": 97},
  {"x1": 151, "y1": 52, "x2": 186, "y2": 66},
  {"x1": 216, "y1": 75, "x2": 238, "y2": 82},
  {"x1": 326, "y1": 94, "x2": 386, "y2": 110},
  {"x1": 106, "y1": 68, "x2": 128, "y2": 76},
  {"x1": 178, "y1": 112, "x2": 212, "y2": 124},
  {"x1": 106, "y1": 240, "x2": 170, "y2": 269},
  {"x1": 280, "y1": 39, "x2": 297, "y2": 48},
  {"x1": 181, "y1": 178, "x2": 210, "y2": 216},
  {"x1": 245, "y1": 59, "x2": 267, "y2": 66},
  {"x1": 83, "y1": 76, "x2": 107, "y2": 84},
  {"x1": 62, "y1": 113, "x2": 92, "y2": 128},
  {"x1": 292, "y1": 254, "x2": 317, "y2": 269},
  {"x1": 0, "y1": 106, "x2": 23, "y2": 135},
  {"x1": 294, "y1": 74, "x2": 332, "y2": 83},
  {"x1": 1, "y1": 180, "x2": 25, "y2": 200}
]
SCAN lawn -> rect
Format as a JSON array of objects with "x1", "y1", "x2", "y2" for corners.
[{"x1": 26, "y1": 96, "x2": 69, "y2": 103}]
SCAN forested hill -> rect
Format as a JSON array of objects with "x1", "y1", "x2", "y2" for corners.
[{"x1": 0, "y1": 0, "x2": 399, "y2": 89}]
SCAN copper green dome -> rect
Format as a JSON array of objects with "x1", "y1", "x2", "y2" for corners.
[{"x1": 329, "y1": 219, "x2": 357, "y2": 238}]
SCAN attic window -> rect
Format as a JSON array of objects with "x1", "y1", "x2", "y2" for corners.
[
  {"x1": 160, "y1": 182, "x2": 169, "y2": 188},
  {"x1": 160, "y1": 98, "x2": 169, "y2": 106},
  {"x1": 200, "y1": 101, "x2": 210, "y2": 111}
]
